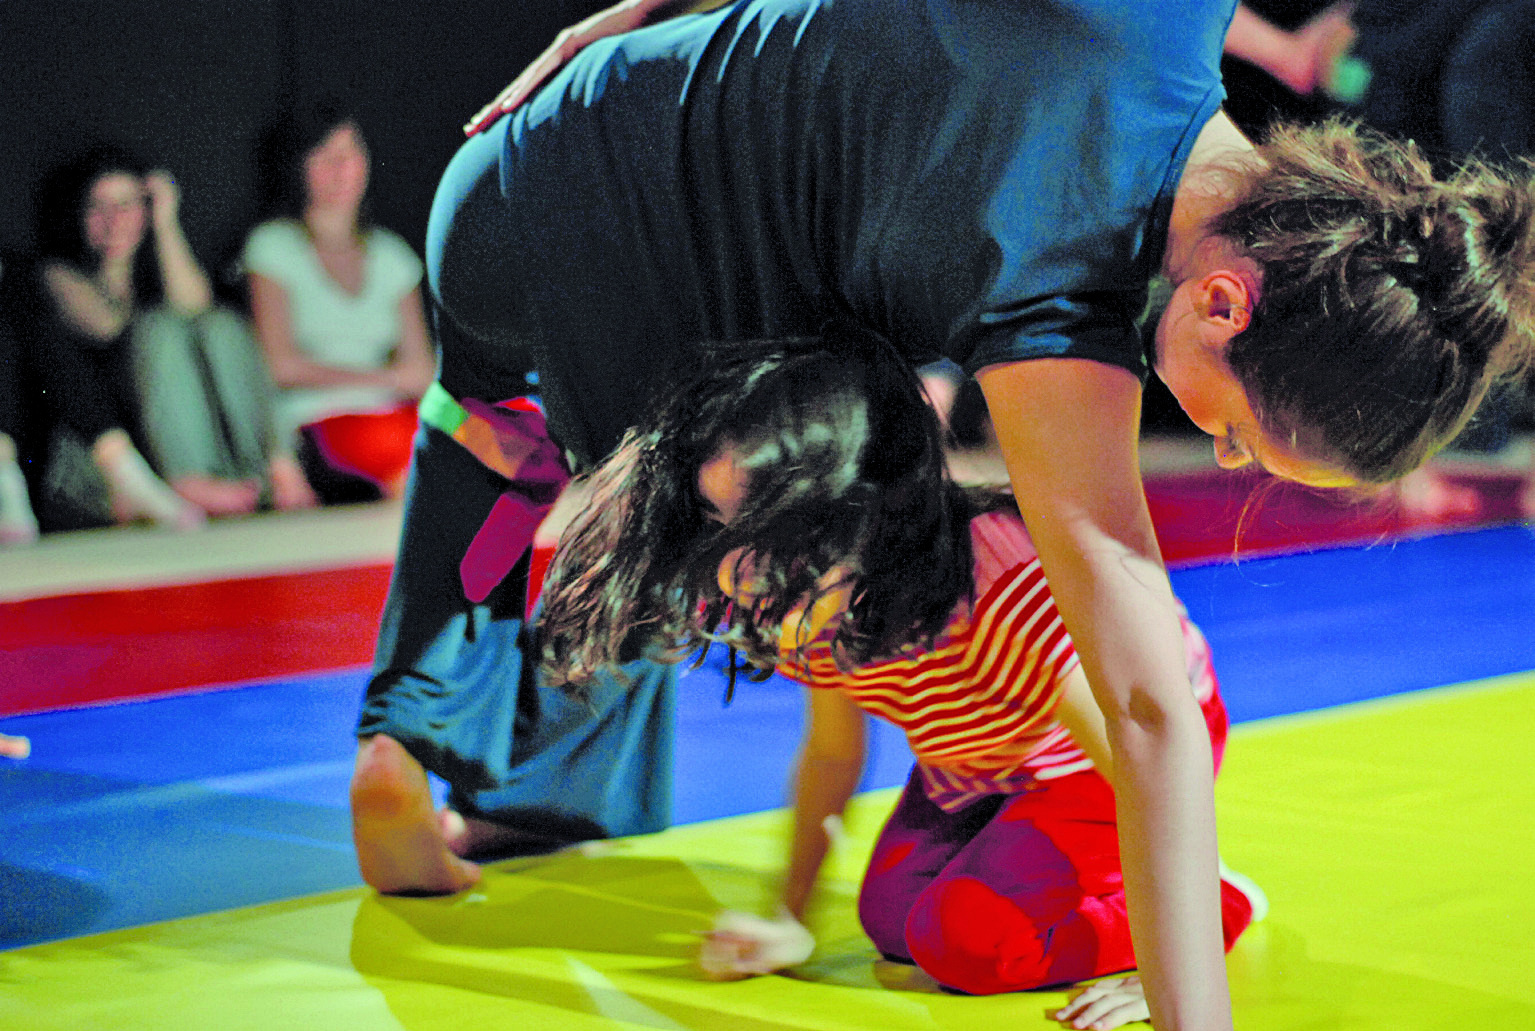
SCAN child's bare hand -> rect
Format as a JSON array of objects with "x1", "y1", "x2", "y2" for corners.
[
  {"x1": 1053, "y1": 975, "x2": 1149, "y2": 1030},
  {"x1": 697, "y1": 908, "x2": 814, "y2": 979}
]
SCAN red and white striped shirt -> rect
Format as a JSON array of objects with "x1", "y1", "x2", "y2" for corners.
[{"x1": 780, "y1": 509, "x2": 1216, "y2": 811}]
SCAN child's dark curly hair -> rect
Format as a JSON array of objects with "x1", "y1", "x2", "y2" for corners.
[{"x1": 537, "y1": 321, "x2": 974, "y2": 693}]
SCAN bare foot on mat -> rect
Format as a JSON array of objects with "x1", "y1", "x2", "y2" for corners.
[{"x1": 350, "y1": 734, "x2": 481, "y2": 895}]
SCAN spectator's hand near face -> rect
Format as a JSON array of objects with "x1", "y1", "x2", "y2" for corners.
[{"x1": 143, "y1": 170, "x2": 181, "y2": 229}]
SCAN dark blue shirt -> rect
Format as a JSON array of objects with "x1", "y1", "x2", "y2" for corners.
[{"x1": 430, "y1": 0, "x2": 1234, "y2": 463}]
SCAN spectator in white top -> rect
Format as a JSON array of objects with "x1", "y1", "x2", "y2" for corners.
[{"x1": 245, "y1": 103, "x2": 435, "y2": 502}]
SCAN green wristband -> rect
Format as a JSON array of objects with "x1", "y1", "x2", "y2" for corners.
[{"x1": 418, "y1": 381, "x2": 469, "y2": 437}]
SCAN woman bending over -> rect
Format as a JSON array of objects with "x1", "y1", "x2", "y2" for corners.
[{"x1": 372, "y1": 7, "x2": 1535, "y2": 1029}]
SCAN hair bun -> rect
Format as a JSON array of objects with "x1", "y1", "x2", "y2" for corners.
[
  {"x1": 1215, "y1": 117, "x2": 1535, "y2": 482},
  {"x1": 1430, "y1": 165, "x2": 1535, "y2": 370}
]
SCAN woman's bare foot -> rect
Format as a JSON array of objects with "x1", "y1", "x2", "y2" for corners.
[
  {"x1": 170, "y1": 474, "x2": 261, "y2": 517},
  {"x1": 0, "y1": 436, "x2": 40, "y2": 546},
  {"x1": 268, "y1": 454, "x2": 319, "y2": 511},
  {"x1": 0, "y1": 521, "x2": 38, "y2": 547},
  {"x1": 93, "y1": 430, "x2": 205, "y2": 530},
  {"x1": 0, "y1": 732, "x2": 30, "y2": 759},
  {"x1": 350, "y1": 734, "x2": 481, "y2": 895}
]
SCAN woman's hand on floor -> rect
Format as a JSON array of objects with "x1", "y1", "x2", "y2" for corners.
[{"x1": 1055, "y1": 975, "x2": 1150, "y2": 1030}]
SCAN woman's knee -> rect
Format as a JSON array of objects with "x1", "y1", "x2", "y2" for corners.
[
  {"x1": 192, "y1": 306, "x2": 259, "y2": 356},
  {"x1": 132, "y1": 306, "x2": 195, "y2": 358}
]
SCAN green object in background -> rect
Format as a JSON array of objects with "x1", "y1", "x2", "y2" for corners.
[{"x1": 1326, "y1": 55, "x2": 1372, "y2": 105}]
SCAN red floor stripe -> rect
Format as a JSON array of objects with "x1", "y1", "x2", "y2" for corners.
[
  {"x1": 0, "y1": 565, "x2": 393, "y2": 717},
  {"x1": 2, "y1": 468, "x2": 1523, "y2": 717},
  {"x1": 1147, "y1": 467, "x2": 1528, "y2": 565}
]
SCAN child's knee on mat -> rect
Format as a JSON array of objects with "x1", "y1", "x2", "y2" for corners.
[
  {"x1": 857, "y1": 874, "x2": 917, "y2": 960},
  {"x1": 903, "y1": 876, "x2": 1052, "y2": 994}
]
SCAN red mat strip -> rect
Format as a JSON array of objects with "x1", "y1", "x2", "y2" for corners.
[
  {"x1": 1, "y1": 468, "x2": 1524, "y2": 717},
  {"x1": 0, "y1": 565, "x2": 392, "y2": 717},
  {"x1": 1146, "y1": 466, "x2": 1528, "y2": 564}
]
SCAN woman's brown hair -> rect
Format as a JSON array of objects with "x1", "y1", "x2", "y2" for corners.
[{"x1": 1215, "y1": 118, "x2": 1535, "y2": 483}]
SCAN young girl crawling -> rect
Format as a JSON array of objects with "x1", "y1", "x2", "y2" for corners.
[{"x1": 537, "y1": 327, "x2": 1265, "y2": 1030}]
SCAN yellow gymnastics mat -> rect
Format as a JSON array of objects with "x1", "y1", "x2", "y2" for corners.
[{"x1": 3, "y1": 672, "x2": 1532, "y2": 1031}]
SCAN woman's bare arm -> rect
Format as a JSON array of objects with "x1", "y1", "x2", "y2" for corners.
[
  {"x1": 42, "y1": 263, "x2": 130, "y2": 340},
  {"x1": 387, "y1": 288, "x2": 437, "y2": 399},
  {"x1": 1224, "y1": 2, "x2": 1355, "y2": 97},
  {"x1": 977, "y1": 357, "x2": 1229, "y2": 1031},
  {"x1": 248, "y1": 273, "x2": 398, "y2": 391},
  {"x1": 144, "y1": 172, "x2": 213, "y2": 316}
]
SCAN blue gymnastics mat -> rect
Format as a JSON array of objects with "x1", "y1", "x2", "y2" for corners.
[{"x1": 3, "y1": 525, "x2": 1533, "y2": 949}]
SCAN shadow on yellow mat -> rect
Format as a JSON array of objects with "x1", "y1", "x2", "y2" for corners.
[{"x1": 3, "y1": 672, "x2": 1532, "y2": 1031}]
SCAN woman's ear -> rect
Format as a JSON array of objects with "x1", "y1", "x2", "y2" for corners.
[{"x1": 1195, "y1": 268, "x2": 1255, "y2": 338}]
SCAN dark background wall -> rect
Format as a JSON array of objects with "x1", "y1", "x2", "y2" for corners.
[{"x1": 0, "y1": 0, "x2": 609, "y2": 279}]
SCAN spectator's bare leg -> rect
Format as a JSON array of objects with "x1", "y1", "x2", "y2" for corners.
[
  {"x1": 92, "y1": 428, "x2": 204, "y2": 529},
  {"x1": 0, "y1": 433, "x2": 39, "y2": 545}
]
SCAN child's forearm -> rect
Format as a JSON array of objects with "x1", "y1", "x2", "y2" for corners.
[{"x1": 781, "y1": 753, "x2": 862, "y2": 921}]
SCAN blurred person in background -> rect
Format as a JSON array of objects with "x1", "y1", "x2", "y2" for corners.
[
  {"x1": 245, "y1": 103, "x2": 434, "y2": 504},
  {"x1": 30, "y1": 145, "x2": 307, "y2": 529}
]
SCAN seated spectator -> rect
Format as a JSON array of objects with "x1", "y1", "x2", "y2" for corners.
[
  {"x1": 29, "y1": 145, "x2": 312, "y2": 530},
  {"x1": 245, "y1": 103, "x2": 434, "y2": 504},
  {"x1": 0, "y1": 258, "x2": 40, "y2": 546}
]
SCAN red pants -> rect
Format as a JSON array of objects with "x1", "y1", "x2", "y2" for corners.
[
  {"x1": 304, "y1": 403, "x2": 419, "y2": 491},
  {"x1": 858, "y1": 687, "x2": 1252, "y2": 994}
]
